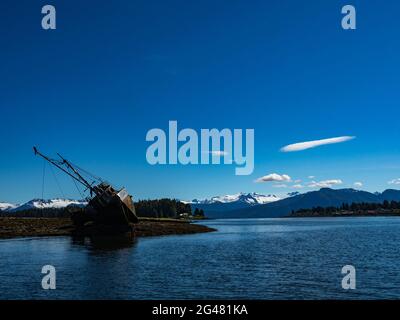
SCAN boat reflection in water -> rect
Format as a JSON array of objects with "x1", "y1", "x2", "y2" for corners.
[{"x1": 71, "y1": 234, "x2": 137, "y2": 251}]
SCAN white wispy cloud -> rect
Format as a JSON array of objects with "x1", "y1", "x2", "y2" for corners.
[
  {"x1": 388, "y1": 178, "x2": 400, "y2": 185},
  {"x1": 308, "y1": 176, "x2": 315, "y2": 179},
  {"x1": 292, "y1": 184, "x2": 304, "y2": 189},
  {"x1": 308, "y1": 179, "x2": 343, "y2": 188},
  {"x1": 255, "y1": 173, "x2": 291, "y2": 183},
  {"x1": 280, "y1": 136, "x2": 355, "y2": 152},
  {"x1": 354, "y1": 182, "x2": 363, "y2": 188}
]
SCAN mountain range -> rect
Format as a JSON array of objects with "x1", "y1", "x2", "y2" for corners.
[
  {"x1": 1, "y1": 192, "x2": 280, "y2": 213},
  {"x1": 197, "y1": 188, "x2": 400, "y2": 218},
  {"x1": 2, "y1": 188, "x2": 400, "y2": 218},
  {"x1": 0, "y1": 199, "x2": 87, "y2": 212},
  {"x1": 184, "y1": 192, "x2": 281, "y2": 212}
]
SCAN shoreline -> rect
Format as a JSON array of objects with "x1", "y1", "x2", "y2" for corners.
[
  {"x1": 0, "y1": 217, "x2": 216, "y2": 240},
  {"x1": 288, "y1": 213, "x2": 400, "y2": 218}
]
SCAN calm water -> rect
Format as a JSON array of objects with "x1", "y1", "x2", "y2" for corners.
[{"x1": 1, "y1": 217, "x2": 400, "y2": 299}]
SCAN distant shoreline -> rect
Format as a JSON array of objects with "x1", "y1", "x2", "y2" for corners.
[
  {"x1": 0, "y1": 217, "x2": 216, "y2": 240},
  {"x1": 288, "y1": 212, "x2": 400, "y2": 218}
]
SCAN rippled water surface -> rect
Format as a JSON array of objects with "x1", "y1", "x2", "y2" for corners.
[{"x1": 1, "y1": 217, "x2": 400, "y2": 299}]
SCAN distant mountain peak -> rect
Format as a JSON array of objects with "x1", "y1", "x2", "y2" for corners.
[
  {"x1": 0, "y1": 202, "x2": 18, "y2": 211},
  {"x1": 203, "y1": 188, "x2": 400, "y2": 219},
  {"x1": 186, "y1": 192, "x2": 280, "y2": 206},
  {"x1": 0, "y1": 198, "x2": 87, "y2": 212}
]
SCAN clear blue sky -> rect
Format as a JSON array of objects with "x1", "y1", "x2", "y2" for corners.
[{"x1": 1, "y1": 0, "x2": 400, "y2": 203}]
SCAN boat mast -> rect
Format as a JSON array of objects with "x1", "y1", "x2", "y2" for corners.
[{"x1": 33, "y1": 146, "x2": 95, "y2": 194}]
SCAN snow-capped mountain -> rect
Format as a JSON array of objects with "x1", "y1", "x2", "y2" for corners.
[
  {"x1": 0, "y1": 202, "x2": 18, "y2": 211},
  {"x1": 186, "y1": 192, "x2": 281, "y2": 213},
  {"x1": 0, "y1": 199, "x2": 87, "y2": 212},
  {"x1": 248, "y1": 193, "x2": 280, "y2": 204},
  {"x1": 187, "y1": 192, "x2": 280, "y2": 205},
  {"x1": 206, "y1": 188, "x2": 400, "y2": 219},
  {"x1": 287, "y1": 192, "x2": 301, "y2": 197}
]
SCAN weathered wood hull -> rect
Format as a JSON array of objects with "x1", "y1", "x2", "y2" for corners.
[{"x1": 71, "y1": 184, "x2": 139, "y2": 233}]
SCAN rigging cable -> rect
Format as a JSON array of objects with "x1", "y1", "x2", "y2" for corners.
[
  {"x1": 49, "y1": 164, "x2": 66, "y2": 199},
  {"x1": 41, "y1": 159, "x2": 46, "y2": 201},
  {"x1": 69, "y1": 161, "x2": 103, "y2": 182},
  {"x1": 71, "y1": 173, "x2": 85, "y2": 200}
]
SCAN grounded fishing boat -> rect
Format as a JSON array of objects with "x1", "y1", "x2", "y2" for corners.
[{"x1": 33, "y1": 147, "x2": 138, "y2": 236}]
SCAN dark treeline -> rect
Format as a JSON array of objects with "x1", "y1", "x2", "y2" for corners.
[
  {"x1": 0, "y1": 207, "x2": 77, "y2": 218},
  {"x1": 293, "y1": 200, "x2": 400, "y2": 216},
  {"x1": 193, "y1": 208, "x2": 205, "y2": 218},
  {"x1": 135, "y1": 199, "x2": 192, "y2": 218},
  {"x1": 0, "y1": 199, "x2": 201, "y2": 219}
]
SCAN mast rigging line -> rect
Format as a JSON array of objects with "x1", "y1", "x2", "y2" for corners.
[
  {"x1": 49, "y1": 164, "x2": 66, "y2": 199},
  {"x1": 71, "y1": 175, "x2": 85, "y2": 200},
  {"x1": 41, "y1": 159, "x2": 46, "y2": 201},
  {"x1": 33, "y1": 147, "x2": 96, "y2": 194},
  {"x1": 68, "y1": 161, "x2": 104, "y2": 183}
]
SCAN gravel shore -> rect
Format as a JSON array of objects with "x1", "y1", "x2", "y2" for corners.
[{"x1": 0, "y1": 217, "x2": 216, "y2": 239}]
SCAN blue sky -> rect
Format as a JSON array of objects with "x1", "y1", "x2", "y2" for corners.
[{"x1": 1, "y1": 0, "x2": 400, "y2": 203}]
